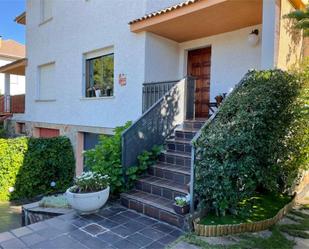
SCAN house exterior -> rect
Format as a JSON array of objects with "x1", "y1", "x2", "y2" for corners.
[
  {"x1": 6, "y1": 0, "x2": 307, "y2": 176},
  {"x1": 0, "y1": 38, "x2": 25, "y2": 96}
]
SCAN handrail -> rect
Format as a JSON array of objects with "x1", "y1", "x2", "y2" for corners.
[
  {"x1": 189, "y1": 72, "x2": 250, "y2": 213},
  {"x1": 122, "y1": 77, "x2": 194, "y2": 168}
]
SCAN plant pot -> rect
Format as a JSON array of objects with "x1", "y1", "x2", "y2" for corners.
[
  {"x1": 173, "y1": 203, "x2": 190, "y2": 215},
  {"x1": 65, "y1": 186, "x2": 110, "y2": 214},
  {"x1": 215, "y1": 95, "x2": 224, "y2": 105}
]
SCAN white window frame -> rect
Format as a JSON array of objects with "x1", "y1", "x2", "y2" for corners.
[
  {"x1": 40, "y1": 0, "x2": 53, "y2": 25},
  {"x1": 36, "y1": 62, "x2": 56, "y2": 102}
]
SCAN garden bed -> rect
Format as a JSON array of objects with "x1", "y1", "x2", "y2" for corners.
[{"x1": 194, "y1": 194, "x2": 295, "y2": 236}]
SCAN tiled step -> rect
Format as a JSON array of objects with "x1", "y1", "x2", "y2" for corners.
[
  {"x1": 135, "y1": 175, "x2": 188, "y2": 200},
  {"x1": 120, "y1": 190, "x2": 187, "y2": 228},
  {"x1": 166, "y1": 138, "x2": 192, "y2": 154},
  {"x1": 183, "y1": 119, "x2": 206, "y2": 130},
  {"x1": 158, "y1": 150, "x2": 191, "y2": 167},
  {"x1": 174, "y1": 128, "x2": 198, "y2": 141},
  {"x1": 148, "y1": 163, "x2": 190, "y2": 185}
]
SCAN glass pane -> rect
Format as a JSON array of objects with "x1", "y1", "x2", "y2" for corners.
[{"x1": 86, "y1": 54, "x2": 114, "y2": 97}]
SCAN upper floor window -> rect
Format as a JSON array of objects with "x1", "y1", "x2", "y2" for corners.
[
  {"x1": 40, "y1": 0, "x2": 52, "y2": 23},
  {"x1": 85, "y1": 50, "x2": 114, "y2": 98}
]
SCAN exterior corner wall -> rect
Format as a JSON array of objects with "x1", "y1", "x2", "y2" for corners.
[{"x1": 277, "y1": 0, "x2": 305, "y2": 70}]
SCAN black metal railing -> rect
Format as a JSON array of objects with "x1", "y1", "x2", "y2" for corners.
[
  {"x1": 142, "y1": 80, "x2": 179, "y2": 113},
  {"x1": 189, "y1": 73, "x2": 249, "y2": 213},
  {"x1": 122, "y1": 77, "x2": 195, "y2": 168}
]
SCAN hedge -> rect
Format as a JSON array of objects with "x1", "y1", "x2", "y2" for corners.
[
  {"x1": 194, "y1": 69, "x2": 308, "y2": 216},
  {"x1": 0, "y1": 136, "x2": 75, "y2": 201}
]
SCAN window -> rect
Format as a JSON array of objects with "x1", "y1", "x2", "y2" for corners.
[
  {"x1": 38, "y1": 128, "x2": 59, "y2": 138},
  {"x1": 40, "y1": 0, "x2": 52, "y2": 23},
  {"x1": 85, "y1": 53, "x2": 114, "y2": 98},
  {"x1": 38, "y1": 63, "x2": 55, "y2": 100},
  {"x1": 15, "y1": 122, "x2": 26, "y2": 135}
]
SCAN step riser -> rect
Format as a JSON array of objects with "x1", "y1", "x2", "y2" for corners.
[
  {"x1": 183, "y1": 122, "x2": 204, "y2": 130},
  {"x1": 166, "y1": 141, "x2": 192, "y2": 154},
  {"x1": 135, "y1": 181, "x2": 187, "y2": 200},
  {"x1": 121, "y1": 197, "x2": 186, "y2": 228},
  {"x1": 159, "y1": 153, "x2": 191, "y2": 167},
  {"x1": 148, "y1": 166, "x2": 190, "y2": 185},
  {"x1": 175, "y1": 130, "x2": 196, "y2": 141}
]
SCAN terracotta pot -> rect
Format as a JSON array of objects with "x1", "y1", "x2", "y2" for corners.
[
  {"x1": 215, "y1": 95, "x2": 224, "y2": 105},
  {"x1": 173, "y1": 203, "x2": 190, "y2": 215}
]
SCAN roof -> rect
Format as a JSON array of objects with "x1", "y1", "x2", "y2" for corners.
[
  {"x1": 129, "y1": 0, "x2": 200, "y2": 24},
  {"x1": 0, "y1": 58, "x2": 27, "y2": 76},
  {"x1": 15, "y1": 11, "x2": 26, "y2": 25},
  {"x1": 0, "y1": 39, "x2": 25, "y2": 59},
  {"x1": 129, "y1": 0, "x2": 305, "y2": 25}
]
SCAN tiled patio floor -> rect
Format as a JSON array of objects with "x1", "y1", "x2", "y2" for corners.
[{"x1": 0, "y1": 202, "x2": 183, "y2": 249}]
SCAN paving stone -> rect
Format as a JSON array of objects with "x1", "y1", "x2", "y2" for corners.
[
  {"x1": 70, "y1": 217, "x2": 91, "y2": 227},
  {"x1": 113, "y1": 238, "x2": 141, "y2": 249},
  {"x1": 79, "y1": 236, "x2": 111, "y2": 249},
  {"x1": 98, "y1": 218, "x2": 119, "y2": 229},
  {"x1": 27, "y1": 222, "x2": 48, "y2": 232},
  {"x1": 81, "y1": 223, "x2": 106, "y2": 236},
  {"x1": 144, "y1": 241, "x2": 165, "y2": 249},
  {"x1": 36, "y1": 227, "x2": 63, "y2": 240},
  {"x1": 119, "y1": 210, "x2": 141, "y2": 219},
  {"x1": 11, "y1": 227, "x2": 32, "y2": 238},
  {"x1": 122, "y1": 220, "x2": 145, "y2": 233},
  {"x1": 171, "y1": 241, "x2": 199, "y2": 249},
  {"x1": 152, "y1": 223, "x2": 175, "y2": 233},
  {"x1": 97, "y1": 231, "x2": 123, "y2": 244},
  {"x1": 0, "y1": 231, "x2": 15, "y2": 243},
  {"x1": 110, "y1": 225, "x2": 136, "y2": 237},
  {"x1": 80, "y1": 213, "x2": 104, "y2": 222},
  {"x1": 139, "y1": 228, "x2": 166, "y2": 240},
  {"x1": 126, "y1": 232, "x2": 154, "y2": 247},
  {"x1": 109, "y1": 214, "x2": 132, "y2": 223},
  {"x1": 69, "y1": 229, "x2": 93, "y2": 242},
  {"x1": 169, "y1": 229, "x2": 184, "y2": 237},
  {"x1": 157, "y1": 234, "x2": 178, "y2": 244},
  {"x1": 135, "y1": 216, "x2": 158, "y2": 226},
  {"x1": 20, "y1": 233, "x2": 45, "y2": 246},
  {"x1": 0, "y1": 238, "x2": 27, "y2": 249}
]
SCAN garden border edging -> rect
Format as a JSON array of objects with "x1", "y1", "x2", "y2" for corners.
[{"x1": 193, "y1": 196, "x2": 296, "y2": 236}]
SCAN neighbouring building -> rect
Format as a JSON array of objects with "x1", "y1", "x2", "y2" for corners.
[{"x1": 4, "y1": 0, "x2": 307, "y2": 174}]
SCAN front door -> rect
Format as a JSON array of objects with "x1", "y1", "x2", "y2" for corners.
[{"x1": 187, "y1": 47, "x2": 211, "y2": 118}]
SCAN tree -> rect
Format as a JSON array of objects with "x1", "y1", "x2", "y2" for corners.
[{"x1": 285, "y1": 6, "x2": 309, "y2": 36}]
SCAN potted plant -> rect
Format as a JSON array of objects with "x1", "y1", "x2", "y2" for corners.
[
  {"x1": 173, "y1": 195, "x2": 190, "y2": 215},
  {"x1": 65, "y1": 171, "x2": 110, "y2": 214}
]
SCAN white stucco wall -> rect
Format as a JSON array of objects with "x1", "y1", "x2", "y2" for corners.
[
  {"x1": 179, "y1": 25, "x2": 262, "y2": 101},
  {"x1": 0, "y1": 57, "x2": 25, "y2": 96},
  {"x1": 144, "y1": 33, "x2": 180, "y2": 83}
]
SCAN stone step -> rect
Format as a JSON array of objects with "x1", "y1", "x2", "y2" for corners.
[
  {"x1": 158, "y1": 151, "x2": 191, "y2": 167},
  {"x1": 148, "y1": 163, "x2": 191, "y2": 185},
  {"x1": 135, "y1": 175, "x2": 189, "y2": 200},
  {"x1": 183, "y1": 119, "x2": 206, "y2": 130},
  {"x1": 174, "y1": 128, "x2": 198, "y2": 141},
  {"x1": 120, "y1": 190, "x2": 187, "y2": 229},
  {"x1": 165, "y1": 138, "x2": 192, "y2": 154}
]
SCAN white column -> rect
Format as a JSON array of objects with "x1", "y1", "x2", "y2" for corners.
[
  {"x1": 261, "y1": 0, "x2": 280, "y2": 69},
  {"x1": 4, "y1": 73, "x2": 10, "y2": 113}
]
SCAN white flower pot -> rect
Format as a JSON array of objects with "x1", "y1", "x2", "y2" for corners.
[{"x1": 65, "y1": 186, "x2": 110, "y2": 214}]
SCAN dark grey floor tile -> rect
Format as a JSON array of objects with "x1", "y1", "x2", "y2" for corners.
[
  {"x1": 169, "y1": 229, "x2": 184, "y2": 237},
  {"x1": 144, "y1": 241, "x2": 165, "y2": 249},
  {"x1": 46, "y1": 235, "x2": 86, "y2": 249},
  {"x1": 135, "y1": 216, "x2": 158, "y2": 226},
  {"x1": 80, "y1": 236, "x2": 111, "y2": 249},
  {"x1": 97, "y1": 231, "x2": 122, "y2": 244},
  {"x1": 151, "y1": 223, "x2": 175, "y2": 233},
  {"x1": 0, "y1": 232, "x2": 15, "y2": 243},
  {"x1": 126, "y1": 233, "x2": 153, "y2": 247},
  {"x1": 122, "y1": 220, "x2": 144, "y2": 233},
  {"x1": 36, "y1": 227, "x2": 63, "y2": 240},
  {"x1": 0, "y1": 238, "x2": 27, "y2": 249},
  {"x1": 69, "y1": 229, "x2": 92, "y2": 242},
  {"x1": 157, "y1": 234, "x2": 178, "y2": 245},
  {"x1": 81, "y1": 223, "x2": 106, "y2": 236},
  {"x1": 20, "y1": 233, "x2": 45, "y2": 246},
  {"x1": 98, "y1": 218, "x2": 119, "y2": 229},
  {"x1": 109, "y1": 214, "x2": 131, "y2": 223},
  {"x1": 113, "y1": 239, "x2": 141, "y2": 249},
  {"x1": 27, "y1": 222, "x2": 48, "y2": 232},
  {"x1": 69, "y1": 217, "x2": 90, "y2": 227},
  {"x1": 97, "y1": 209, "x2": 121, "y2": 218},
  {"x1": 120, "y1": 211, "x2": 141, "y2": 219},
  {"x1": 11, "y1": 227, "x2": 33, "y2": 238},
  {"x1": 80, "y1": 214, "x2": 104, "y2": 223},
  {"x1": 110, "y1": 225, "x2": 135, "y2": 238},
  {"x1": 139, "y1": 228, "x2": 165, "y2": 240}
]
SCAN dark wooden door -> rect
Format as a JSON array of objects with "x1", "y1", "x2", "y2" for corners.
[{"x1": 187, "y1": 47, "x2": 211, "y2": 118}]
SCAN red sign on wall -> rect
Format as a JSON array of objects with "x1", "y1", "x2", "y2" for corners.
[{"x1": 119, "y1": 74, "x2": 127, "y2": 86}]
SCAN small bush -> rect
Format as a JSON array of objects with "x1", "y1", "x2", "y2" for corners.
[
  {"x1": 0, "y1": 136, "x2": 75, "y2": 201},
  {"x1": 195, "y1": 69, "x2": 308, "y2": 216}
]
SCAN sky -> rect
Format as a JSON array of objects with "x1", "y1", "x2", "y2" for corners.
[{"x1": 0, "y1": 0, "x2": 25, "y2": 44}]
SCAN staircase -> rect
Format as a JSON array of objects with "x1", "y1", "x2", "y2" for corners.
[{"x1": 120, "y1": 119, "x2": 205, "y2": 229}]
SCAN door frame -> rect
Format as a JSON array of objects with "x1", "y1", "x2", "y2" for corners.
[{"x1": 186, "y1": 45, "x2": 212, "y2": 119}]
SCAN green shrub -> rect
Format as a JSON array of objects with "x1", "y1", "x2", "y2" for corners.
[
  {"x1": 194, "y1": 69, "x2": 308, "y2": 216},
  {"x1": 0, "y1": 136, "x2": 75, "y2": 201},
  {"x1": 84, "y1": 121, "x2": 162, "y2": 195},
  {"x1": 0, "y1": 124, "x2": 7, "y2": 138}
]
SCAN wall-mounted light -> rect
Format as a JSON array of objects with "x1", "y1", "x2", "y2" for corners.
[{"x1": 247, "y1": 29, "x2": 259, "y2": 47}]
